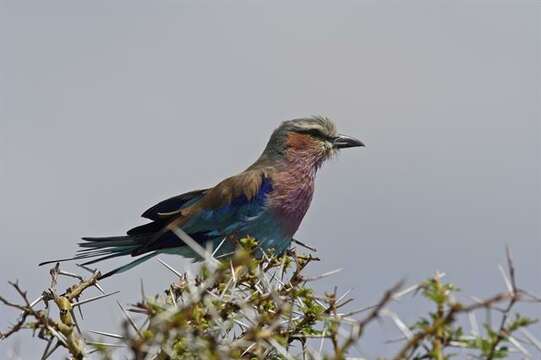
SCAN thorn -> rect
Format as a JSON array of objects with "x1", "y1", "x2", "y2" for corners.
[
  {"x1": 305, "y1": 268, "x2": 343, "y2": 282},
  {"x1": 75, "y1": 263, "x2": 97, "y2": 274},
  {"x1": 116, "y1": 301, "x2": 142, "y2": 337},
  {"x1": 279, "y1": 254, "x2": 287, "y2": 282},
  {"x1": 520, "y1": 328, "x2": 541, "y2": 352},
  {"x1": 382, "y1": 309, "x2": 413, "y2": 339},
  {"x1": 88, "y1": 330, "x2": 125, "y2": 340},
  {"x1": 307, "y1": 346, "x2": 324, "y2": 360},
  {"x1": 392, "y1": 284, "x2": 421, "y2": 300},
  {"x1": 171, "y1": 226, "x2": 219, "y2": 268},
  {"x1": 94, "y1": 282, "x2": 106, "y2": 295},
  {"x1": 505, "y1": 245, "x2": 517, "y2": 292},
  {"x1": 40, "y1": 338, "x2": 53, "y2": 360},
  {"x1": 336, "y1": 288, "x2": 352, "y2": 305},
  {"x1": 72, "y1": 291, "x2": 120, "y2": 307},
  {"x1": 268, "y1": 338, "x2": 296, "y2": 360},
  {"x1": 241, "y1": 343, "x2": 256, "y2": 357},
  {"x1": 126, "y1": 308, "x2": 148, "y2": 315},
  {"x1": 384, "y1": 336, "x2": 409, "y2": 345},
  {"x1": 77, "y1": 303, "x2": 84, "y2": 320},
  {"x1": 292, "y1": 238, "x2": 317, "y2": 252},
  {"x1": 233, "y1": 319, "x2": 249, "y2": 330},
  {"x1": 468, "y1": 312, "x2": 480, "y2": 336},
  {"x1": 508, "y1": 335, "x2": 532, "y2": 358},
  {"x1": 47, "y1": 326, "x2": 68, "y2": 347},
  {"x1": 498, "y1": 264, "x2": 514, "y2": 294},
  {"x1": 58, "y1": 270, "x2": 83, "y2": 280},
  {"x1": 212, "y1": 237, "x2": 227, "y2": 257},
  {"x1": 318, "y1": 328, "x2": 326, "y2": 354},
  {"x1": 169, "y1": 285, "x2": 177, "y2": 307},
  {"x1": 30, "y1": 295, "x2": 44, "y2": 308},
  {"x1": 230, "y1": 260, "x2": 237, "y2": 283},
  {"x1": 220, "y1": 278, "x2": 234, "y2": 298},
  {"x1": 343, "y1": 305, "x2": 377, "y2": 317},
  {"x1": 156, "y1": 258, "x2": 183, "y2": 278},
  {"x1": 87, "y1": 341, "x2": 126, "y2": 348},
  {"x1": 140, "y1": 278, "x2": 145, "y2": 301},
  {"x1": 42, "y1": 341, "x2": 61, "y2": 360},
  {"x1": 70, "y1": 309, "x2": 83, "y2": 334}
]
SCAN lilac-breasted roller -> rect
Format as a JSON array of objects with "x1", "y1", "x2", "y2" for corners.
[{"x1": 40, "y1": 117, "x2": 364, "y2": 278}]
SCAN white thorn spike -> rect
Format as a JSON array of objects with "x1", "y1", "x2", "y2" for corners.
[
  {"x1": 72, "y1": 291, "x2": 120, "y2": 307},
  {"x1": 305, "y1": 268, "x2": 343, "y2": 282},
  {"x1": 89, "y1": 330, "x2": 125, "y2": 340},
  {"x1": 171, "y1": 226, "x2": 219, "y2": 268},
  {"x1": 157, "y1": 258, "x2": 183, "y2": 278},
  {"x1": 117, "y1": 301, "x2": 142, "y2": 337}
]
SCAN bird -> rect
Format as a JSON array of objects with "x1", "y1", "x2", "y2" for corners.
[{"x1": 39, "y1": 116, "x2": 364, "y2": 279}]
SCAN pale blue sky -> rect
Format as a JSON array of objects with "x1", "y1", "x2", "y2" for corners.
[{"x1": 1, "y1": 1, "x2": 540, "y2": 358}]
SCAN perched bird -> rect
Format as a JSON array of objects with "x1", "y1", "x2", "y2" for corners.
[{"x1": 40, "y1": 116, "x2": 364, "y2": 278}]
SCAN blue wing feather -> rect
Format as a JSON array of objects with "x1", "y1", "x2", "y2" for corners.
[
  {"x1": 182, "y1": 177, "x2": 273, "y2": 236},
  {"x1": 131, "y1": 174, "x2": 274, "y2": 256}
]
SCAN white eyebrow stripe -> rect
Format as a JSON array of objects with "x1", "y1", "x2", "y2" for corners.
[{"x1": 296, "y1": 123, "x2": 325, "y2": 131}]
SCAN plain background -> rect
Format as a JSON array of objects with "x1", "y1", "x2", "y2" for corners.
[{"x1": 1, "y1": 0, "x2": 540, "y2": 358}]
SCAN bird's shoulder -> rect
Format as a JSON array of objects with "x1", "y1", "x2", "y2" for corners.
[
  {"x1": 138, "y1": 168, "x2": 275, "y2": 223},
  {"x1": 192, "y1": 167, "x2": 276, "y2": 212}
]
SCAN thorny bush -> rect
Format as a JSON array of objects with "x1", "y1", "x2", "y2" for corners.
[{"x1": 1, "y1": 239, "x2": 539, "y2": 359}]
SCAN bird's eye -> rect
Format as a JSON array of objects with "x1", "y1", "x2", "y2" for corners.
[{"x1": 296, "y1": 128, "x2": 330, "y2": 140}]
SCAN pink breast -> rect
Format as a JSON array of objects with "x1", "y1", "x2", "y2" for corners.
[{"x1": 268, "y1": 171, "x2": 315, "y2": 236}]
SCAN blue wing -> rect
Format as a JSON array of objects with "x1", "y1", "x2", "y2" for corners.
[
  {"x1": 181, "y1": 176, "x2": 273, "y2": 237},
  {"x1": 130, "y1": 171, "x2": 274, "y2": 255}
]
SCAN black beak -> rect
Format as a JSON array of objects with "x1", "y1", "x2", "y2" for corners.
[{"x1": 332, "y1": 134, "x2": 365, "y2": 149}]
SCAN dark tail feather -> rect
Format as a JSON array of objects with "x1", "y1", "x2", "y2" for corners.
[
  {"x1": 38, "y1": 235, "x2": 153, "y2": 274},
  {"x1": 79, "y1": 236, "x2": 137, "y2": 248},
  {"x1": 39, "y1": 256, "x2": 87, "y2": 267},
  {"x1": 81, "y1": 236, "x2": 131, "y2": 242},
  {"x1": 79, "y1": 252, "x2": 130, "y2": 266}
]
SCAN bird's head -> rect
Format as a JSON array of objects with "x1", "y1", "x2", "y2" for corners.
[{"x1": 259, "y1": 116, "x2": 364, "y2": 168}]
